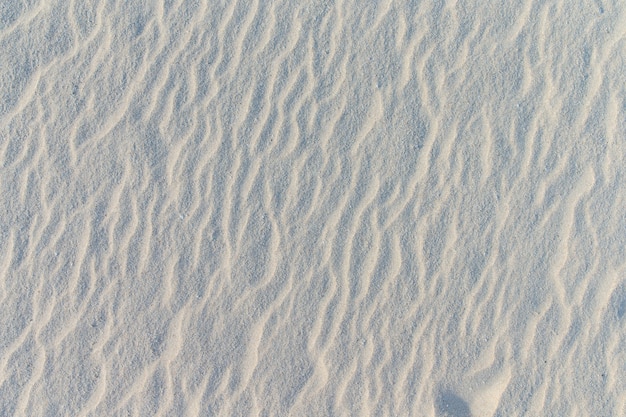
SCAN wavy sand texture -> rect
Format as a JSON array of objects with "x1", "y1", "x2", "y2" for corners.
[{"x1": 1, "y1": 0, "x2": 625, "y2": 416}]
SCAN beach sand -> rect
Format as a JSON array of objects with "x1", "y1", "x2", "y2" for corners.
[{"x1": 1, "y1": 1, "x2": 625, "y2": 415}]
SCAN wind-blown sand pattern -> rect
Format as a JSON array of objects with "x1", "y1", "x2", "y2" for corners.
[{"x1": 1, "y1": 1, "x2": 625, "y2": 416}]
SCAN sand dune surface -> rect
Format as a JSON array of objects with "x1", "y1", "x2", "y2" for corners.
[{"x1": 1, "y1": 0, "x2": 625, "y2": 416}]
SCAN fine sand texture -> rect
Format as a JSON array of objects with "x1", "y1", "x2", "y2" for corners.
[{"x1": 1, "y1": 1, "x2": 625, "y2": 416}]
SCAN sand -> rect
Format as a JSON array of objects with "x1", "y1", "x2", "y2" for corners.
[{"x1": 1, "y1": 0, "x2": 625, "y2": 416}]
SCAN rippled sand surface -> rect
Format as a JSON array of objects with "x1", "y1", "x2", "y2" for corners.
[{"x1": 1, "y1": 1, "x2": 625, "y2": 416}]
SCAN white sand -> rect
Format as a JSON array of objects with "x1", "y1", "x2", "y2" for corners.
[{"x1": 1, "y1": 1, "x2": 625, "y2": 416}]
